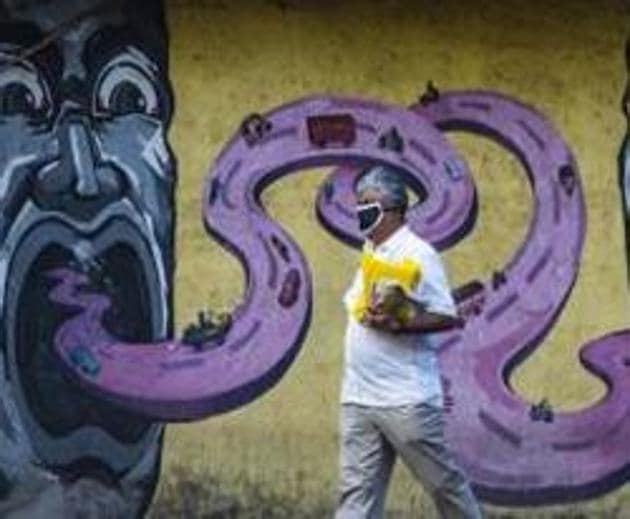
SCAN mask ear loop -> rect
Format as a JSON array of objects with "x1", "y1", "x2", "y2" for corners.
[
  {"x1": 356, "y1": 201, "x2": 385, "y2": 235},
  {"x1": 355, "y1": 201, "x2": 382, "y2": 211}
]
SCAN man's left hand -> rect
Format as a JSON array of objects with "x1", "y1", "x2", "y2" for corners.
[{"x1": 361, "y1": 308, "x2": 403, "y2": 333}]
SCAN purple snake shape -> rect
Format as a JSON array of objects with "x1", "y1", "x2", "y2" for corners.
[
  {"x1": 49, "y1": 96, "x2": 472, "y2": 420},
  {"x1": 320, "y1": 91, "x2": 630, "y2": 505},
  {"x1": 48, "y1": 91, "x2": 630, "y2": 506}
]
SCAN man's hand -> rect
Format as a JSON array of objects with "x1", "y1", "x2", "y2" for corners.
[
  {"x1": 361, "y1": 304, "x2": 464, "y2": 334},
  {"x1": 360, "y1": 307, "x2": 403, "y2": 333}
]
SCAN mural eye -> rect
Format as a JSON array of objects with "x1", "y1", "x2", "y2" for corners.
[
  {"x1": 0, "y1": 83, "x2": 36, "y2": 115},
  {"x1": 108, "y1": 81, "x2": 147, "y2": 115},
  {"x1": 0, "y1": 65, "x2": 50, "y2": 119},
  {"x1": 95, "y1": 63, "x2": 160, "y2": 117}
]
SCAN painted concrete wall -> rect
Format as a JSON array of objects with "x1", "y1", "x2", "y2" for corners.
[
  {"x1": 1, "y1": 0, "x2": 629, "y2": 516},
  {"x1": 156, "y1": 1, "x2": 630, "y2": 516}
]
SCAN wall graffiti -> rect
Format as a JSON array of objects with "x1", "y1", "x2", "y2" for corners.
[
  {"x1": 321, "y1": 90, "x2": 630, "y2": 505},
  {"x1": 0, "y1": 0, "x2": 628, "y2": 516},
  {"x1": 0, "y1": 0, "x2": 172, "y2": 515},
  {"x1": 51, "y1": 95, "x2": 472, "y2": 420},
  {"x1": 51, "y1": 87, "x2": 630, "y2": 506}
]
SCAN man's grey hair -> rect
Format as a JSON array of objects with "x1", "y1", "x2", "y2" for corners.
[{"x1": 355, "y1": 164, "x2": 408, "y2": 211}]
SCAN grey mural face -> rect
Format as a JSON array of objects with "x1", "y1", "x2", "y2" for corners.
[{"x1": 0, "y1": 0, "x2": 174, "y2": 502}]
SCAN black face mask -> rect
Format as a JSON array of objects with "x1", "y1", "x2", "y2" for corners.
[{"x1": 356, "y1": 202, "x2": 384, "y2": 234}]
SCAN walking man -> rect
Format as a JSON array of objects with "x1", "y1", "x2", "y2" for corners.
[{"x1": 336, "y1": 164, "x2": 483, "y2": 519}]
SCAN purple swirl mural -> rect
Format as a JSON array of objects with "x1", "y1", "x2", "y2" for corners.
[
  {"x1": 321, "y1": 91, "x2": 630, "y2": 505},
  {"x1": 46, "y1": 87, "x2": 630, "y2": 506},
  {"x1": 1, "y1": 3, "x2": 627, "y2": 512},
  {"x1": 50, "y1": 95, "x2": 472, "y2": 420}
]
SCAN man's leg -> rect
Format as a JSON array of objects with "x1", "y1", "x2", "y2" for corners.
[
  {"x1": 335, "y1": 404, "x2": 396, "y2": 519},
  {"x1": 375, "y1": 404, "x2": 483, "y2": 519}
]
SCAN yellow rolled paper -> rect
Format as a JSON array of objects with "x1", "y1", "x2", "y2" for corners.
[{"x1": 350, "y1": 251, "x2": 422, "y2": 323}]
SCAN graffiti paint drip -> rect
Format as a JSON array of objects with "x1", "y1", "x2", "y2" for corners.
[{"x1": 319, "y1": 91, "x2": 630, "y2": 505}]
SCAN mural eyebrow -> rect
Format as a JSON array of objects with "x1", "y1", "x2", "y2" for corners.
[
  {"x1": 0, "y1": 22, "x2": 46, "y2": 51},
  {"x1": 0, "y1": 22, "x2": 63, "y2": 84},
  {"x1": 82, "y1": 25, "x2": 164, "y2": 78}
]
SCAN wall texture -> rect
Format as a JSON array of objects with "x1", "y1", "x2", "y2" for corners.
[
  {"x1": 1, "y1": 0, "x2": 629, "y2": 517},
  {"x1": 154, "y1": 1, "x2": 630, "y2": 517}
]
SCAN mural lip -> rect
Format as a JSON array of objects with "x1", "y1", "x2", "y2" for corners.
[
  {"x1": 0, "y1": 203, "x2": 165, "y2": 470},
  {"x1": 0, "y1": 199, "x2": 168, "y2": 329}
]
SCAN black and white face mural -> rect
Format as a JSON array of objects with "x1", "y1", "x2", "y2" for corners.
[{"x1": 0, "y1": 0, "x2": 174, "y2": 515}]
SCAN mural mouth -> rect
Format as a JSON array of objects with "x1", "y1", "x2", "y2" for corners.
[
  {"x1": 17, "y1": 241, "x2": 151, "y2": 436},
  {"x1": 3, "y1": 211, "x2": 167, "y2": 472}
]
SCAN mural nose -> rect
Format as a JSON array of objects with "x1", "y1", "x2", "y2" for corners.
[
  {"x1": 58, "y1": 115, "x2": 126, "y2": 201},
  {"x1": 65, "y1": 121, "x2": 100, "y2": 198},
  {"x1": 33, "y1": 114, "x2": 127, "y2": 217}
]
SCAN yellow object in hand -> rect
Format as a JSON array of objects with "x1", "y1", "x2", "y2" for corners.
[{"x1": 350, "y1": 251, "x2": 421, "y2": 324}]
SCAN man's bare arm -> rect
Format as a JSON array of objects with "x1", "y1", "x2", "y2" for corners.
[
  {"x1": 397, "y1": 310, "x2": 463, "y2": 333},
  {"x1": 361, "y1": 299, "x2": 463, "y2": 334}
]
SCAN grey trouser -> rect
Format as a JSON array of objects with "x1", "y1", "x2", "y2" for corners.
[{"x1": 335, "y1": 403, "x2": 483, "y2": 519}]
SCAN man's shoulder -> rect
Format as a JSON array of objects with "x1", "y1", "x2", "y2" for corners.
[{"x1": 400, "y1": 227, "x2": 439, "y2": 260}]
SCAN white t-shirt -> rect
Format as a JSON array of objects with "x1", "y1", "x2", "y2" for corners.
[{"x1": 341, "y1": 224, "x2": 457, "y2": 407}]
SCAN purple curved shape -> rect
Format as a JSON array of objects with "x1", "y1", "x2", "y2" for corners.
[
  {"x1": 318, "y1": 91, "x2": 630, "y2": 505},
  {"x1": 316, "y1": 144, "x2": 476, "y2": 251},
  {"x1": 49, "y1": 96, "x2": 471, "y2": 421}
]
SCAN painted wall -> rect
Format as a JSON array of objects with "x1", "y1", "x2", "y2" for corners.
[
  {"x1": 0, "y1": 1, "x2": 171, "y2": 516},
  {"x1": 1, "y1": 0, "x2": 629, "y2": 517},
  {"x1": 157, "y1": 1, "x2": 630, "y2": 517}
]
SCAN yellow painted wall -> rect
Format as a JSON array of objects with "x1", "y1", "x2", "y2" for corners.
[{"x1": 152, "y1": 1, "x2": 630, "y2": 516}]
